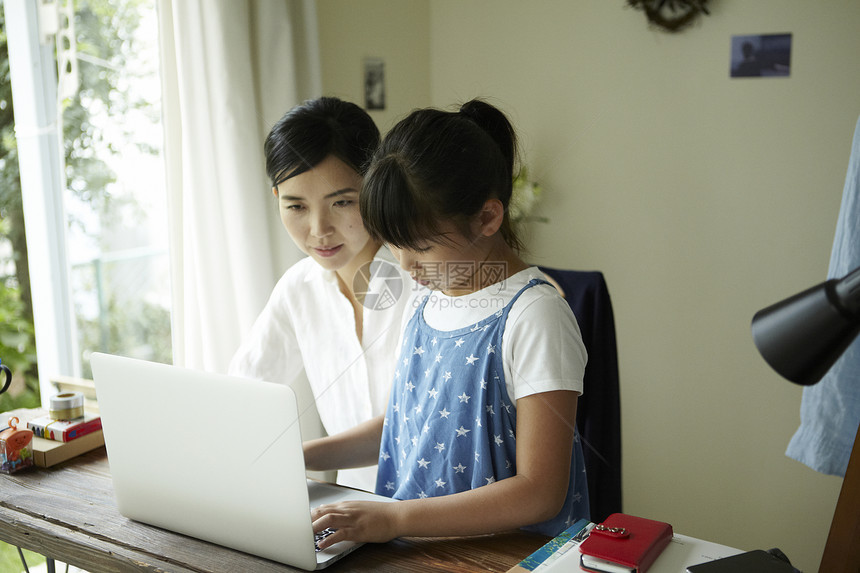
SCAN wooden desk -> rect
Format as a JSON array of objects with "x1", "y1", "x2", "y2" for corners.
[{"x1": 0, "y1": 449, "x2": 547, "y2": 572}]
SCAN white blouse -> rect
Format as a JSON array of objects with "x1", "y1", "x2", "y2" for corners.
[{"x1": 228, "y1": 247, "x2": 413, "y2": 490}]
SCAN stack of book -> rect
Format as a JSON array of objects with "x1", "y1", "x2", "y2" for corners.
[
  {"x1": 0, "y1": 406, "x2": 105, "y2": 468},
  {"x1": 28, "y1": 409, "x2": 104, "y2": 467},
  {"x1": 28, "y1": 412, "x2": 102, "y2": 442}
]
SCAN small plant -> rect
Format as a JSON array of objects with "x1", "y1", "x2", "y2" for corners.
[{"x1": 510, "y1": 167, "x2": 549, "y2": 229}]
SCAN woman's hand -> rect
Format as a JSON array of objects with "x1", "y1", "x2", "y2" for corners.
[
  {"x1": 303, "y1": 415, "x2": 384, "y2": 472},
  {"x1": 311, "y1": 500, "x2": 402, "y2": 550}
]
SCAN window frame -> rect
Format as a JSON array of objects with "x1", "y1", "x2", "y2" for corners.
[{"x1": 5, "y1": 0, "x2": 80, "y2": 406}]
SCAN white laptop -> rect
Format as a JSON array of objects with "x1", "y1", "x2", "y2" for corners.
[{"x1": 90, "y1": 352, "x2": 392, "y2": 571}]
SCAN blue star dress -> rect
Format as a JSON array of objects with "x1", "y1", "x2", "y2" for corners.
[{"x1": 375, "y1": 279, "x2": 590, "y2": 536}]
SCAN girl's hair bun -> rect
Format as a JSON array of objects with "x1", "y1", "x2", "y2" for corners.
[{"x1": 458, "y1": 99, "x2": 516, "y2": 175}]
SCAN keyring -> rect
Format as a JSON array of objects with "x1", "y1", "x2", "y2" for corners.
[{"x1": 593, "y1": 524, "x2": 629, "y2": 538}]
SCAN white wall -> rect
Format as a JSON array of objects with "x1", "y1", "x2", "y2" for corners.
[
  {"x1": 317, "y1": 0, "x2": 431, "y2": 133},
  {"x1": 318, "y1": 2, "x2": 859, "y2": 571}
]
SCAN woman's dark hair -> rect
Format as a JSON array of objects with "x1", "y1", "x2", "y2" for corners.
[
  {"x1": 264, "y1": 97, "x2": 380, "y2": 187},
  {"x1": 360, "y1": 99, "x2": 521, "y2": 251}
]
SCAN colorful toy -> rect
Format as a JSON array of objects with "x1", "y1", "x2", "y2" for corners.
[{"x1": 1, "y1": 416, "x2": 35, "y2": 474}]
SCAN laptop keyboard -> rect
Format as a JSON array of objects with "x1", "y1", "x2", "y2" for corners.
[{"x1": 314, "y1": 528, "x2": 337, "y2": 552}]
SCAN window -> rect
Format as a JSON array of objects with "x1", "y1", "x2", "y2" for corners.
[
  {"x1": 61, "y1": 0, "x2": 171, "y2": 378},
  {"x1": 1, "y1": 0, "x2": 170, "y2": 406}
]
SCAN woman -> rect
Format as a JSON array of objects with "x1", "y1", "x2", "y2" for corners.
[{"x1": 229, "y1": 97, "x2": 412, "y2": 491}]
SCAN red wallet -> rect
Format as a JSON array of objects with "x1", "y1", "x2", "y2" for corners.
[{"x1": 579, "y1": 513, "x2": 673, "y2": 573}]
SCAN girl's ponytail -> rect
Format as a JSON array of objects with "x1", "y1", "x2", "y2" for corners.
[
  {"x1": 458, "y1": 100, "x2": 521, "y2": 251},
  {"x1": 458, "y1": 99, "x2": 518, "y2": 178}
]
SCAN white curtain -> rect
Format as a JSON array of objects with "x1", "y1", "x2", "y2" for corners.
[{"x1": 157, "y1": 0, "x2": 320, "y2": 371}]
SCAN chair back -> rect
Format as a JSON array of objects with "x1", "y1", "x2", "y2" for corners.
[{"x1": 539, "y1": 267, "x2": 622, "y2": 523}]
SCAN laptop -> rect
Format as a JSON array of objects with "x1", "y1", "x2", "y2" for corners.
[{"x1": 90, "y1": 352, "x2": 392, "y2": 570}]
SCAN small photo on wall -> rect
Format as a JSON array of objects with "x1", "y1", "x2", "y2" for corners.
[
  {"x1": 730, "y1": 33, "x2": 792, "y2": 78},
  {"x1": 364, "y1": 58, "x2": 386, "y2": 110}
]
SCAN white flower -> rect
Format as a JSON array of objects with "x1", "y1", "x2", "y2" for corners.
[{"x1": 509, "y1": 167, "x2": 547, "y2": 224}]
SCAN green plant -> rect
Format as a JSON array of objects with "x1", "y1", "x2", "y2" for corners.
[
  {"x1": 0, "y1": 270, "x2": 40, "y2": 411},
  {"x1": 0, "y1": 543, "x2": 46, "y2": 572}
]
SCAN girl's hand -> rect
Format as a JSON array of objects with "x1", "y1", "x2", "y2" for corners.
[{"x1": 311, "y1": 501, "x2": 401, "y2": 550}]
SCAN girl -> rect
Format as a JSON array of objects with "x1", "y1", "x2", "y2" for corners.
[
  {"x1": 228, "y1": 97, "x2": 413, "y2": 491},
  {"x1": 305, "y1": 99, "x2": 590, "y2": 547}
]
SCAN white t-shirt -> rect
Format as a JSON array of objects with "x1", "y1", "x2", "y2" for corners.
[
  {"x1": 412, "y1": 266, "x2": 586, "y2": 402},
  {"x1": 228, "y1": 247, "x2": 413, "y2": 490}
]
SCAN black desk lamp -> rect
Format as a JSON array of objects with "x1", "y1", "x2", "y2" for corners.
[
  {"x1": 750, "y1": 265, "x2": 860, "y2": 572},
  {"x1": 752, "y1": 265, "x2": 860, "y2": 386}
]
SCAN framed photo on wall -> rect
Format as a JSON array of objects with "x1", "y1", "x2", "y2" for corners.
[
  {"x1": 364, "y1": 57, "x2": 386, "y2": 110},
  {"x1": 730, "y1": 33, "x2": 792, "y2": 78}
]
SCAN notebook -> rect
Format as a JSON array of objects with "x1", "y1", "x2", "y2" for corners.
[{"x1": 90, "y1": 352, "x2": 392, "y2": 571}]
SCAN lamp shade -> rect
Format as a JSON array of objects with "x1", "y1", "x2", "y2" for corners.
[{"x1": 751, "y1": 266, "x2": 860, "y2": 386}]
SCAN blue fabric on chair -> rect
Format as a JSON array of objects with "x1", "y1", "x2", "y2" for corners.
[
  {"x1": 785, "y1": 114, "x2": 860, "y2": 477},
  {"x1": 539, "y1": 267, "x2": 622, "y2": 523}
]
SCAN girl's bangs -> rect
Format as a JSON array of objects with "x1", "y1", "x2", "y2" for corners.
[{"x1": 360, "y1": 159, "x2": 442, "y2": 250}]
